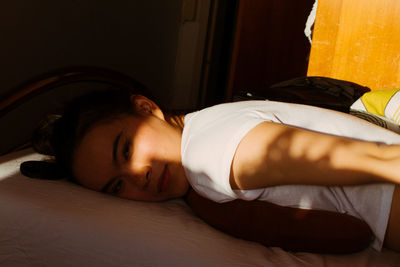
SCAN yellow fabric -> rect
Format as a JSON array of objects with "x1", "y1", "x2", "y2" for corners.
[{"x1": 360, "y1": 88, "x2": 399, "y2": 116}]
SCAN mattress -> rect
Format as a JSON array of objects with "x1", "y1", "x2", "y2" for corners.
[{"x1": 1, "y1": 149, "x2": 400, "y2": 266}]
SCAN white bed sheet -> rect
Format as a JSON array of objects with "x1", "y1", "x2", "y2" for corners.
[{"x1": 1, "y1": 149, "x2": 400, "y2": 266}]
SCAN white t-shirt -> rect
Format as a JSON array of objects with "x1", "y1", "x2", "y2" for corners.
[{"x1": 181, "y1": 100, "x2": 400, "y2": 250}]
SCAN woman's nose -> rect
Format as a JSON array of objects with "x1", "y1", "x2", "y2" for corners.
[{"x1": 124, "y1": 164, "x2": 151, "y2": 189}]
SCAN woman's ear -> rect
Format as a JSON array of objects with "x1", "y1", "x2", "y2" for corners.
[{"x1": 130, "y1": 95, "x2": 165, "y2": 120}]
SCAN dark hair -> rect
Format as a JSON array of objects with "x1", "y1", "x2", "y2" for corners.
[{"x1": 31, "y1": 89, "x2": 140, "y2": 180}]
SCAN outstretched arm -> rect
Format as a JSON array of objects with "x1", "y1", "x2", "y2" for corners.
[
  {"x1": 230, "y1": 122, "x2": 400, "y2": 190},
  {"x1": 186, "y1": 190, "x2": 372, "y2": 253}
]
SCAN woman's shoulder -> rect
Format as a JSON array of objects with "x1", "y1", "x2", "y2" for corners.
[
  {"x1": 184, "y1": 100, "x2": 272, "y2": 128},
  {"x1": 181, "y1": 101, "x2": 275, "y2": 204}
]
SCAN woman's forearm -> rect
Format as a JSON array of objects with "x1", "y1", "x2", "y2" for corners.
[{"x1": 230, "y1": 122, "x2": 400, "y2": 190}]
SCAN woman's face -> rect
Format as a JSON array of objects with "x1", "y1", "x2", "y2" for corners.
[{"x1": 72, "y1": 96, "x2": 189, "y2": 202}]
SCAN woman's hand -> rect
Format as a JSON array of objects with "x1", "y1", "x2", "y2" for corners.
[{"x1": 186, "y1": 189, "x2": 372, "y2": 253}]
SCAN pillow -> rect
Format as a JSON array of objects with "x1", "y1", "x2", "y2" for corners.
[
  {"x1": 350, "y1": 88, "x2": 400, "y2": 133},
  {"x1": 234, "y1": 76, "x2": 370, "y2": 113}
]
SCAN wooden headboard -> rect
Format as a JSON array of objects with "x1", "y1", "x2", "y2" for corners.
[{"x1": 307, "y1": 0, "x2": 400, "y2": 90}]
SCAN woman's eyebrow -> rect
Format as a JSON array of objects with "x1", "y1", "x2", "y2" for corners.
[{"x1": 113, "y1": 131, "x2": 122, "y2": 165}]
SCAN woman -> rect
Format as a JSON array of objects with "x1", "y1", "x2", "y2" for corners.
[{"x1": 30, "y1": 89, "x2": 400, "y2": 252}]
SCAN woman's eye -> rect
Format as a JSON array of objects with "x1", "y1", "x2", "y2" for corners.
[
  {"x1": 111, "y1": 179, "x2": 123, "y2": 195},
  {"x1": 122, "y1": 141, "x2": 131, "y2": 160}
]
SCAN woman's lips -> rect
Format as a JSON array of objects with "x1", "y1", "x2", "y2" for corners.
[{"x1": 158, "y1": 165, "x2": 170, "y2": 193}]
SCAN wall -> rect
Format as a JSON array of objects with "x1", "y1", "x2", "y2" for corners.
[{"x1": 0, "y1": 0, "x2": 185, "y2": 107}]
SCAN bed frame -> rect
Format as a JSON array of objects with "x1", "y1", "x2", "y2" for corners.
[{"x1": 0, "y1": 66, "x2": 149, "y2": 155}]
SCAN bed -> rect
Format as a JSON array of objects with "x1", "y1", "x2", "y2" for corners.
[
  {"x1": 2, "y1": 1, "x2": 400, "y2": 265},
  {"x1": 1, "y1": 148, "x2": 400, "y2": 266}
]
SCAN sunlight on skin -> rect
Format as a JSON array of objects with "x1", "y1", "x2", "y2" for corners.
[
  {"x1": 231, "y1": 121, "x2": 400, "y2": 191},
  {"x1": 72, "y1": 95, "x2": 189, "y2": 202},
  {"x1": 284, "y1": 129, "x2": 345, "y2": 162}
]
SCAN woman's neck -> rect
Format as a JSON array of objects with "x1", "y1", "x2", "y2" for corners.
[{"x1": 165, "y1": 113, "x2": 185, "y2": 131}]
